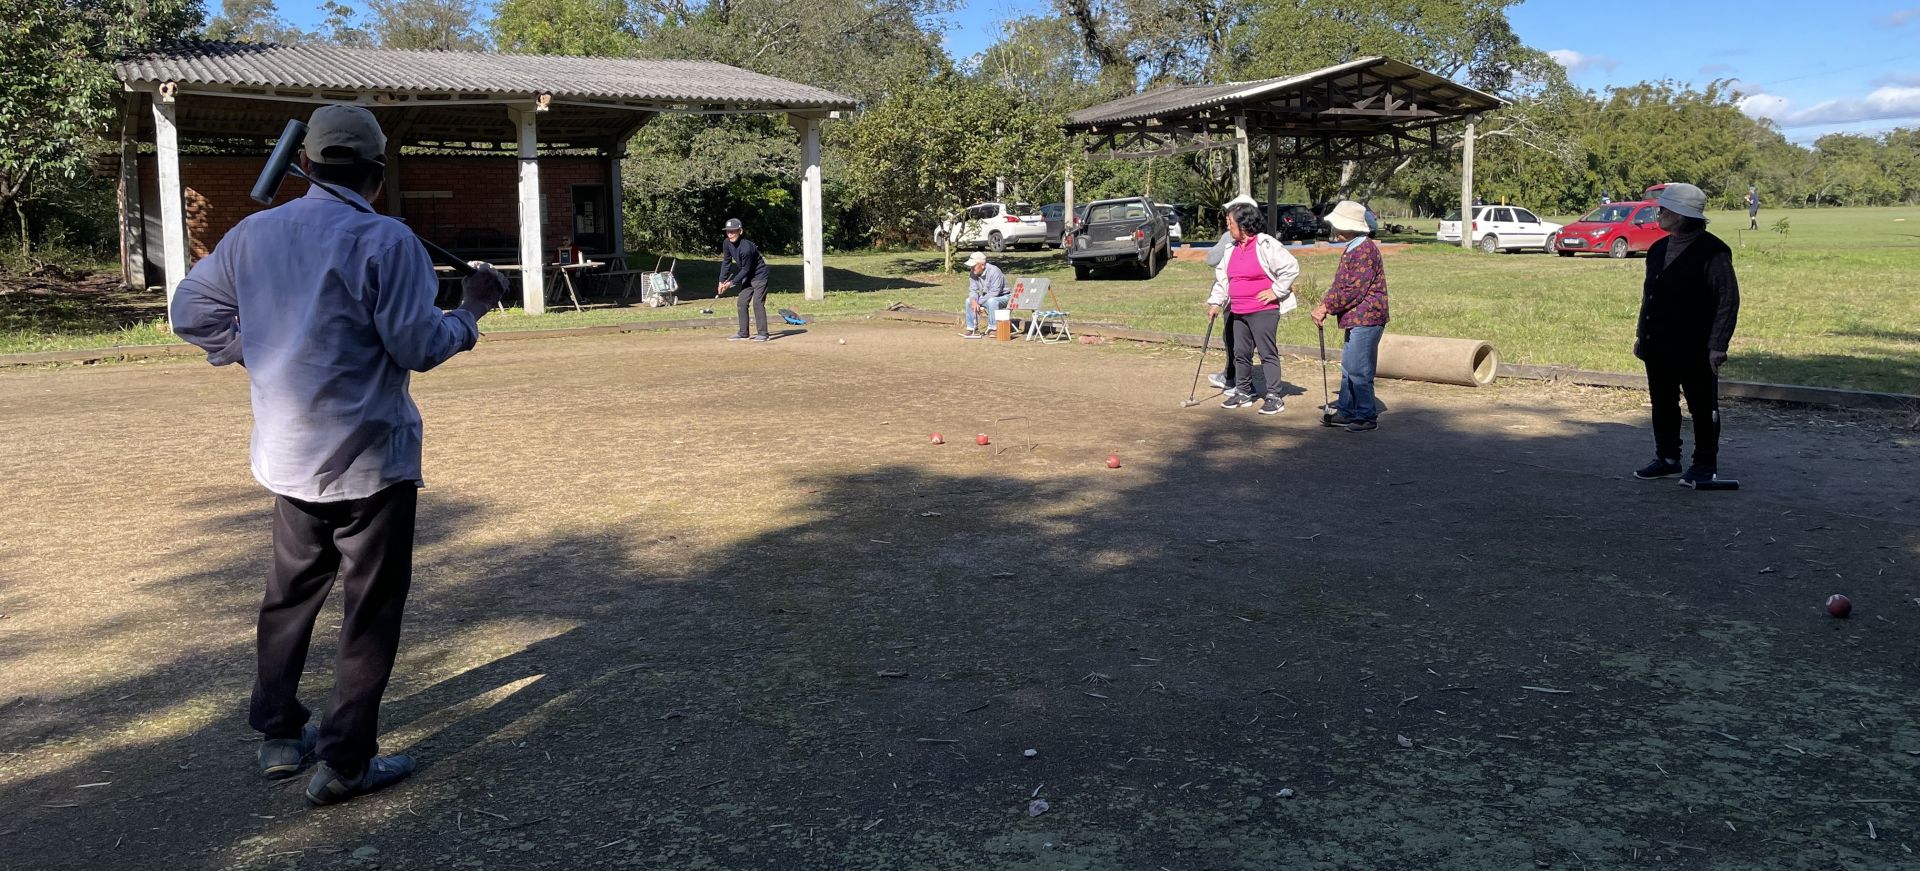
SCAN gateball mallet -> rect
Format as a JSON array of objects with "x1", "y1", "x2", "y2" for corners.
[
  {"x1": 1180, "y1": 310, "x2": 1220, "y2": 408},
  {"x1": 1317, "y1": 323, "x2": 1335, "y2": 426}
]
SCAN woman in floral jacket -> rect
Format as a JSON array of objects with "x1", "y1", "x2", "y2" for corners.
[{"x1": 1311, "y1": 201, "x2": 1389, "y2": 432}]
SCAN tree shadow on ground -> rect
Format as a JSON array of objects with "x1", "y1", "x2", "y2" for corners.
[{"x1": 4, "y1": 403, "x2": 1920, "y2": 870}]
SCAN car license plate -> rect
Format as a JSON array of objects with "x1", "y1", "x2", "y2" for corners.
[{"x1": 1562, "y1": 238, "x2": 1585, "y2": 248}]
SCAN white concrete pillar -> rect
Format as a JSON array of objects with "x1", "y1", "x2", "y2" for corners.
[
  {"x1": 1234, "y1": 115, "x2": 1251, "y2": 200},
  {"x1": 1062, "y1": 164, "x2": 1074, "y2": 246},
  {"x1": 152, "y1": 90, "x2": 188, "y2": 305},
  {"x1": 1460, "y1": 118, "x2": 1476, "y2": 251},
  {"x1": 790, "y1": 114, "x2": 825, "y2": 302},
  {"x1": 119, "y1": 97, "x2": 147, "y2": 289},
  {"x1": 510, "y1": 106, "x2": 545, "y2": 314}
]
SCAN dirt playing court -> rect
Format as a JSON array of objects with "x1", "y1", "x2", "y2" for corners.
[{"x1": 1, "y1": 322, "x2": 1916, "y2": 870}]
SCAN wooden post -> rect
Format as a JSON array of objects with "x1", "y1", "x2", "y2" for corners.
[
  {"x1": 1234, "y1": 115, "x2": 1251, "y2": 200},
  {"x1": 608, "y1": 150, "x2": 626, "y2": 262},
  {"x1": 152, "y1": 87, "x2": 187, "y2": 306},
  {"x1": 1265, "y1": 134, "x2": 1280, "y2": 233},
  {"x1": 790, "y1": 114, "x2": 825, "y2": 302},
  {"x1": 119, "y1": 96, "x2": 147, "y2": 289},
  {"x1": 1459, "y1": 117, "x2": 1476, "y2": 250},
  {"x1": 510, "y1": 105, "x2": 545, "y2": 314}
]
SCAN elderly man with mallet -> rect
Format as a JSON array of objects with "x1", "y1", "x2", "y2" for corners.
[{"x1": 170, "y1": 104, "x2": 508, "y2": 807}]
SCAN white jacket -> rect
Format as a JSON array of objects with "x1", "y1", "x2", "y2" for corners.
[{"x1": 1207, "y1": 233, "x2": 1300, "y2": 315}]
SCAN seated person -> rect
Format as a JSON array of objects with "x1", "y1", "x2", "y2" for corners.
[{"x1": 962, "y1": 251, "x2": 1009, "y2": 339}]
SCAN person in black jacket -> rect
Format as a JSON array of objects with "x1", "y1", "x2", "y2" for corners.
[
  {"x1": 1631, "y1": 183, "x2": 1740, "y2": 488},
  {"x1": 716, "y1": 217, "x2": 771, "y2": 342}
]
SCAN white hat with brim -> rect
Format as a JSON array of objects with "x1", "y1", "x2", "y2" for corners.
[
  {"x1": 1326, "y1": 200, "x2": 1371, "y2": 234},
  {"x1": 965, "y1": 251, "x2": 987, "y2": 267},
  {"x1": 1655, "y1": 183, "x2": 1709, "y2": 220},
  {"x1": 1223, "y1": 194, "x2": 1258, "y2": 209}
]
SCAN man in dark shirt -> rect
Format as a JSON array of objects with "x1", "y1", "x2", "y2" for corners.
[
  {"x1": 716, "y1": 217, "x2": 771, "y2": 341},
  {"x1": 1631, "y1": 182, "x2": 1741, "y2": 489}
]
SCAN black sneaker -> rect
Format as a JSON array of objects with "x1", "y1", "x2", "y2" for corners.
[
  {"x1": 1220, "y1": 391, "x2": 1255, "y2": 409},
  {"x1": 1323, "y1": 411, "x2": 1354, "y2": 427},
  {"x1": 1208, "y1": 373, "x2": 1230, "y2": 390},
  {"x1": 258, "y1": 723, "x2": 318, "y2": 780},
  {"x1": 305, "y1": 754, "x2": 417, "y2": 807},
  {"x1": 1258, "y1": 396, "x2": 1285, "y2": 415},
  {"x1": 1679, "y1": 465, "x2": 1717, "y2": 489},
  {"x1": 1634, "y1": 457, "x2": 1682, "y2": 480},
  {"x1": 751, "y1": 334, "x2": 770, "y2": 342},
  {"x1": 727, "y1": 334, "x2": 750, "y2": 341},
  {"x1": 1345, "y1": 419, "x2": 1378, "y2": 432}
]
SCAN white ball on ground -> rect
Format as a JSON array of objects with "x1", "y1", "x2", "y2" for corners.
[{"x1": 838, "y1": 338, "x2": 846, "y2": 345}]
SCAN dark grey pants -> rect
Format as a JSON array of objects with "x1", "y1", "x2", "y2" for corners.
[
  {"x1": 250, "y1": 482, "x2": 416, "y2": 771},
  {"x1": 736, "y1": 277, "x2": 769, "y2": 337},
  {"x1": 1645, "y1": 352, "x2": 1721, "y2": 471},
  {"x1": 1229, "y1": 308, "x2": 1282, "y2": 398}
]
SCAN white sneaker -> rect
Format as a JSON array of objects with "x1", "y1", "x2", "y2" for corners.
[{"x1": 1207, "y1": 373, "x2": 1230, "y2": 390}]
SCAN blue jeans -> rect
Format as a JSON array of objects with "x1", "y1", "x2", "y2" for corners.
[
  {"x1": 1337, "y1": 325, "x2": 1384, "y2": 421},
  {"x1": 966, "y1": 293, "x2": 1010, "y2": 332}
]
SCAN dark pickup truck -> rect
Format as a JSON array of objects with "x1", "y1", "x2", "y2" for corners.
[{"x1": 1067, "y1": 196, "x2": 1171, "y2": 280}]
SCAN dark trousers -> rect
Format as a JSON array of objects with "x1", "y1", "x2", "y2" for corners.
[
  {"x1": 250, "y1": 482, "x2": 417, "y2": 771},
  {"x1": 1229, "y1": 308, "x2": 1282, "y2": 398},
  {"x1": 1217, "y1": 312, "x2": 1237, "y2": 384},
  {"x1": 1644, "y1": 352, "x2": 1721, "y2": 471},
  {"x1": 736, "y1": 277, "x2": 769, "y2": 337}
]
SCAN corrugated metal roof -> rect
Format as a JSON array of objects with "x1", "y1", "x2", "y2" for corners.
[
  {"x1": 116, "y1": 41, "x2": 856, "y2": 109},
  {"x1": 1066, "y1": 57, "x2": 1505, "y2": 128}
]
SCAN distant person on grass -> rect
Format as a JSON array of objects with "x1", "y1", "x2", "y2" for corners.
[
  {"x1": 168, "y1": 104, "x2": 509, "y2": 807},
  {"x1": 962, "y1": 251, "x2": 1009, "y2": 339},
  {"x1": 716, "y1": 217, "x2": 771, "y2": 342},
  {"x1": 1746, "y1": 186, "x2": 1760, "y2": 231},
  {"x1": 1206, "y1": 201, "x2": 1300, "y2": 415},
  {"x1": 1311, "y1": 201, "x2": 1390, "y2": 433},
  {"x1": 1206, "y1": 194, "x2": 1259, "y2": 393},
  {"x1": 1632, "y1": 182, "x2": 1741, "y2": 488}
]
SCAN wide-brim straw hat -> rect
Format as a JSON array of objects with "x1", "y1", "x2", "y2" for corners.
[{"x1": 1327, "y1": 200, "x2": 1370, "y2": 234}]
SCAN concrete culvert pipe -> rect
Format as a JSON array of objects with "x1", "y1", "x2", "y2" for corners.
[{"x1": 1374, "y1": 334, "x2": 1499, "y2": 387}]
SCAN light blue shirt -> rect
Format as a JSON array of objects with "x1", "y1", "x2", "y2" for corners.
[
  {"x1": 170, "y1": 185, "x2": 479, "y2": 502},
  {"x1": 968, "y1": 262, "x2": 1007, "y2": 299},
  {"x1": 1345, "y1": 235, "x2": 1368, "y2": 252}
]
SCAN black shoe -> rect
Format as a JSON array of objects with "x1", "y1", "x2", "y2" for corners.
[
  {"x1": 1258, "y1": 396, "x2": 1285, "y2": 415},
  {"x1": 751, "y1": 334, "x2": 770, "y2": 342},
  {"x1": 1679, "y1": 465, "x2": 1717, "y2": 488},
  {"x1": 1220, "y1": 391, "x2": 1255, "y2": 409},
  {"x1": 1323, "y1": 411, "x2": 1354, "y2": 427},
  {"x1": 727, "y1": 334, "x2": 750, "y2": 341},
  {"x1": 1208, "y1": 373, "x2": 1230, "y2": 391},
  {"x1": 1345, "y1": 419, "x2": 1378, "y2": 432},
  {"x1": 258, "y1": 723, "x2": 318, "y2": 780},
  {"x1": 305, "y1": 754, "x2": 417, "y2": 807},
  {"x1": 1634, "y1": 457, "x2": 1683, "y2": 480}
]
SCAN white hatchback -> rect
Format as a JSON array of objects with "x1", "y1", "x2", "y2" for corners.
[
  {"x1": 1436, "y1": 205, "x2": 1564, "y2": 253},
  {"x1": 934, "y1": 202, "x2": 1049, "y2": 251}
]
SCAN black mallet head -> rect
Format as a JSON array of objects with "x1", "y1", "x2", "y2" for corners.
[{"x1": 250, "y1": 119, "x2": 309, "y2": 206}]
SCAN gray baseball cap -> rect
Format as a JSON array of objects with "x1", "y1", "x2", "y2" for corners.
[
  {"x1": 305, "y1": 105, "x2": 386, "y2": 165},
  {"x1": 723, "y1": 218, "x2": 744, "y2": 232},
  {"x1": 1655, "y1": 183, "x2": 1709, "y2": 220}
]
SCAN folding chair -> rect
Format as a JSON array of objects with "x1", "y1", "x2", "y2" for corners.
[{"x1": 1013, "y1": 277, "x2": 1071, "y2": 343}]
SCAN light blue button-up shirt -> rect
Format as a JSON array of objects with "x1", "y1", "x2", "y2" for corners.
[{"x1": 170, "y1": 185, "x2": 479, "y2": 503}]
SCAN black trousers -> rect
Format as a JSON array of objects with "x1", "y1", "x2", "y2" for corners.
[
  {"x1": 250, "y1": 482, "x2": 417, "y2": 771},
  {"x1": 736, "y1": 277, "x2": 769, "y2": 337},
  {"x1": 1644, "y1": 352, "x2": 1721, "y2": 471},
  {"x1": 1229, "y1": 308, "x2": 1282, "y2": 398}
]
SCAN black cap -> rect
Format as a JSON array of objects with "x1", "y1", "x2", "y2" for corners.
[{"x1": 723, "y1": 218, "x2": 744, "y2": 232}]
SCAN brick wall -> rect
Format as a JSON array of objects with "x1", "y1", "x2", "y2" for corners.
[{"x1": 137, "y1": 154, "x2": 612, "y2": 264}]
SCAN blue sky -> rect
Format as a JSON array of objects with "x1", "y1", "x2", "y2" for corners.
[{"x1": 274, "y1": 0, "x2": 1920, "y2": 142}]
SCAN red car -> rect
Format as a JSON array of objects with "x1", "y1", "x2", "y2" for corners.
[{"x1": 1553, "y1": 200, "x2": 1668, "y2": 258}]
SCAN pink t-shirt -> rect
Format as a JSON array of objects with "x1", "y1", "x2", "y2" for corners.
[{"x1": 1226, "y1": 240, "x2": 1276, "y2": 315}]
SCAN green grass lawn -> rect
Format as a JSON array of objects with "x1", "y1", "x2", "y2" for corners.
[{"x1": 4, "y1": 206, "x2": 1917, "y2": 394}]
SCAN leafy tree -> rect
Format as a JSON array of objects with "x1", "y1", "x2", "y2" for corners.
[
  {"x1": 365, "y1": 0, "x2": 488, "y2": 49},
  {"x1": 0, "y1": 0, "x2": 203, "y2": 254},
  {"x1": 493, "y1": 0, "x2": 641, "y2": 55},
  {"x1": 204, "y1": 0, "x2": 308, "y2": 42}
]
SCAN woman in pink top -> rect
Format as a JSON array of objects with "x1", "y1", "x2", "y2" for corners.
[{"x1": 1206, "y1": 202, "x2": 1300, "y2": 414}]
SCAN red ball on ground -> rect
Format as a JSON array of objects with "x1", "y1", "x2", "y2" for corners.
[
  {"x1": 976, "y1": 434, "x2": 990, "y2": 445},
  {"x1": 929, "y1": 433, "x2": 944, "y2": 445},
  {"x1": 1826, "y1": 594, "x2": 1852, "y2": 619},
  {"x1": 1106, "y1": 454, "x2": 1121, "y2": 469}
]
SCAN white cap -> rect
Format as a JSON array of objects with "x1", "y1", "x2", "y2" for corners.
[
  {"x1": 1223, "y1": 194, "x2": 1258, "y2": 209},
  {"x1": 965, "y1": 251, "x2": 987, "y2": 267}
]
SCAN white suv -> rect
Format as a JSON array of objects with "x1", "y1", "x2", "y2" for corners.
[
  {"x1": 934, "y1": 202, "x2": 1048, "y2": 251},
  {"x1": 1437, "y1": 205, "x2": 1563, "y2": 253}
]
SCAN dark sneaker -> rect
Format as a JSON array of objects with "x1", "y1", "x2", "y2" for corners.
[
  {"x1": 1345, "y1": 419, "x2": 1379, "y2": 432},
  {"x1": 258, "y1": 724, "x2": 318, "y2": 780},
  {"x1": 1634, "y1": 457, "x2": 1683, "y2": 480},
  {"x1": 727, "y1": 334, "x2": 750, "y2": 341},
  {"x1": 1207, "y1": 373, "x2": 1230, "y2": 390},
  {"x1": 305, "y1": 754, "x2": 417, "y2": 807},
  {"x1": 1323, "y1": 411, "x2": 1354, "y2": 427},
  {"x1": 1220, "y1": 391, "x2": 1255, "y2": 409},
  {"x1": 1679, "y1": 465, "x2": 1717, "y2": 489},
  {"x1": 751, "y1": 334, "x2": 770, "y2": 343},
  {"x1": 1258, "y1": 396, "x2": 1285, "y2": 415}
]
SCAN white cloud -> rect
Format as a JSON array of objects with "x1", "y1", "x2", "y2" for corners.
[
  {"x1": 1547, "y1": 49, "x2": 1620, "y2": 77},
  {"x1": 1890, "y1": 7, "x2": 1920, "y2": 25},
  {"x1": 1739, "y1": 85, "x2": 1920, "y2": 127},
  {"x1": 1872, "y1": 72, "x2": 1920, "y2": 87}
]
